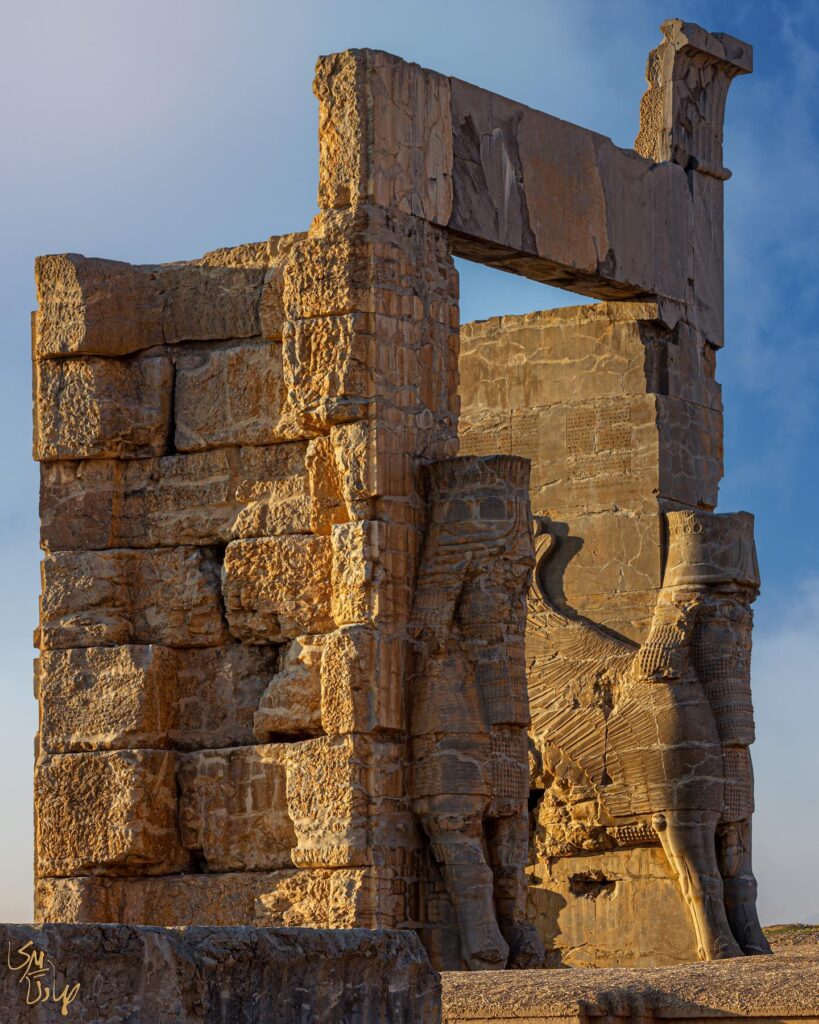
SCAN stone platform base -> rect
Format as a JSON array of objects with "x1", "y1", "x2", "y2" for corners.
[
  {"x1": 442, "y1": 946, "x2": 819, "y2": 1023},
  {"x1": 0, "y1": 923, "x2": 439, "y2": 1023}
]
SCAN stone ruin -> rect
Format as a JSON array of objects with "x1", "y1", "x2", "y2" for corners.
[{"x1": 31, "y1": 19, "x2": 765, "y2": 972}]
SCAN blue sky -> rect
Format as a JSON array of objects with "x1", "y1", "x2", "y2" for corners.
[{"x1": 1, "y1": 0, "x2": 817, "y2": 925}]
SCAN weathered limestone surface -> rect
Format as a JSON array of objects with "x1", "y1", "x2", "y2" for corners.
[
  {"x1": 222, "y1": 535, "x2": 334, "y2": 642},
  {"x1": 313, "y1": 35, "x2": 749, "y2": 344},
  {"x1": 40, "y1": 442, "x2": 313, "y2": 550},
  {"x1": 285, "y1": 734, "x2": 415, "y2": 869},
  {"x1": 37, "y1": 644, "x2": 278, "y2": 752},
  {"x1": 527, "y1": 847, "x2": 699, "y2": 967},
  {"x1": 30, "y1": 18, "x2": 757, "y2": 976},
  {"x1": 178, "y1": 744, "x2": 296, "y2": 871},
  {"x1": 36, "y1": 868, "x2": 403, "y2": 929},
  {"x1": 174, "y1": 338, "x2": 287, "y2": 450},
  {"x1": 254, "y1": 635, "x2": 324, "y2": 739},
  {"x1": 35, "y1": 749, "x2": 189, "y2": 877},
  {"x1": 458, "y1": 303, "x2": 723, "y2": 643},
  {"x1": 525, "y1": 510, "x2": 767, "y2": 962},
  {"x1": 33, "y1": 241, "x2": 283, "y2": 359},
  {"x1": 39, "y1": 546, "x2": 227, "y2": 649},
  {"x1": 34, "y1": 350, "x2": 172, "y2": 460},
  {"x1": 1, "y1": 924, "x2": 438, "y2": 1024}
]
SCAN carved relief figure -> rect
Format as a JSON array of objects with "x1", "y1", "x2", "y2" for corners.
[
  {"x1": 527, "y1": 510, "x2": 770, "y2": 960},
  {"x1": 410, "y1": 455, "x2": 545, "y2": 970}
]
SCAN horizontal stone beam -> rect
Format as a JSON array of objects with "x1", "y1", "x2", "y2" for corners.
[
  {"x1": 315, "y1": 51, "x2": 689, "y2": 299},
  {"x1": 314, "y1": 30, "x2": 750, "y2": 345}
]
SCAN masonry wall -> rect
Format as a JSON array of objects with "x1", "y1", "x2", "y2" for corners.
[
  {"x1": 458, "y1": 301, "x2": 723, "y2": 643},
  {"x1": 33, "y1": 221, "x2": 460, "y2": 931}
]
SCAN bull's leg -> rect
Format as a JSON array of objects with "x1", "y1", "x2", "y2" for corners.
[
  {"x1": 655, "y1": 808, "x2": 744, "y2": 960},
  {"x1": 718, "y1": 819, "x2": 771, "y2": 955},
  {"x1": 485, "y1": 812, "x2": 545, "y2": 968},
  {"x1": 419, "y1": 803, "x2": 509, "y2": 971}
]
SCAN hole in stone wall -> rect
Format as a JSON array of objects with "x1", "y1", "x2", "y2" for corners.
[{"x1": 568, "y1": 871, "x2": 616, "y2": 900}]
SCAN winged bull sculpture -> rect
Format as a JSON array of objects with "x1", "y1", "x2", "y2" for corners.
[{"x1": 526, "y1": 509, "x2": 770, "y2": 959}]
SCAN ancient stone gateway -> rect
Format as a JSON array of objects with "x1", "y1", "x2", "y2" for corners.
[{"x1": 32, "y1": 19, "x2": 762, "y2": 971}]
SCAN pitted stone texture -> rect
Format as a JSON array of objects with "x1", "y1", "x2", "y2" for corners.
[
  {"x1": 34, "y1": 351, "x2": 172, "y2": 461},
  {"x1": 280, "y1": 205, "x2": 459, "y2": 450},
  {"x1": 174, "y1": 338, "x2": 288, "y2": 450},
  {"x1": 330, "y1": 520, "x2": 418, "y2": 630},
  {"x1": 40, "y1": 443, "x2": 313, "y2": 550},
  {"x1": 223, "y1": 536, "x2": 334, "y2": 642},
  {"x1": 36, "y1": 868, "x2": 404, "y2": 929},
  {"x1": 254, "y1": 635, "x2": 324, "y2": 740},
  {"x1": 38, "y1": 546, "x2": 227, "y2": 650},
  {"x1": 37, "y1": 644, "x2": 278, "y2": 753},
  {"x1": 178, "y1": 744, "x2": 296, "y2": 872},
  {"x1": 33, "y1": 241, "x2": 281, "y2": 358},
  {"x1": 35, "y1": 749, "x2": 188, "y2": 877},
  {"x1": 321, "y1": 626, "x2": 404, "y2": 735},
  {"x1": 0, "y1": 923, "x2": 438, "y2": 1024},
  {"x1": 284, "y1": 734, "x2": 415, "y2": 869}
]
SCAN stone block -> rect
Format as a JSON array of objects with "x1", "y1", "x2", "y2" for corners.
[
  {"x1": 254, "y1": 635, "x2": 324, "y2": 740},
  {"x1": 305, "y1": 435, "x2": 348, "y2": 534},
  {"x1": 34, "y1": 351, "x2": 172, "y2": 460},
  {"x1": 34, "y1": 254, "x2": 164, "y2": 358},
  {"x1": 315, "y1": 49, "x2": 453, "y2": 220},
  {"x1": 282, "y1": 206, "x2": 456, "y2": 323},
  {"x1": 174, "y1": 339, "x2": 288, "y2": 450},
  {"x1": 526, "y1": 847, "x2": 698, "y2": 967},
  {"x1": 171, "y1": 643, "x2": 280, "y2": 749},
  {"x1": 330, "y1": 520, "x2": 418, "y2": 630},
  {"x1": 222, "y1": 535, "x2": 334, "y2": 642},
  {"x1": 39, "y1": 547, "x2": 227, "y2": 650},
  {"x1": 40, "y1": 442, "x2": 312, "y2": 550},
  {"x1": 284, "y1": 734, "x2": 415, "y2": 868},
  {"x1": 0, "y1": 923, "x2": 437, "y2": 1024},
  {"x1": 320, "y1": 625, "x2": 403, "y2": 734},
  {"x1": 160, "y1": 260, "x2": 267, "y2": 346},
  {"x1": 539, "y1": 510, "x2": 665, "y2": 611},
  {"x1": 460, "y1": 396, "x2": 663, "y2": 516},
  {"x1": 178, "y1": 745, "x2": 296, "y2": 871},
  {"x1": 226, "y1": 443, "x2": 313, "y2": 540},
  {"x1": 34, "y1": 243, "x2": 277, "y2": 358},
  {"x1": 35, "y1": 750, "x2": 188, "y2": 877},
  {"x1": 36, "y1": 867, "x2": 404, "y2": 929},
  {"x1": 282, "y1": 314, "x2": 374, "y2": 428},
  {"x1": 38, "y1": 643, "x2": 279, "y2": 753},
  {"x1": 258, "y1": 232, "x2": 306, "y2": 339},
  {"x1": 657, "y1": 395, "x2": 723, "y2": 509},
  {"x1": 459, "y1": 304, "x2": 653, "y2": 410},
  {"x1": 38, "y1": 646, "x2": 175, "y2": 752}
]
